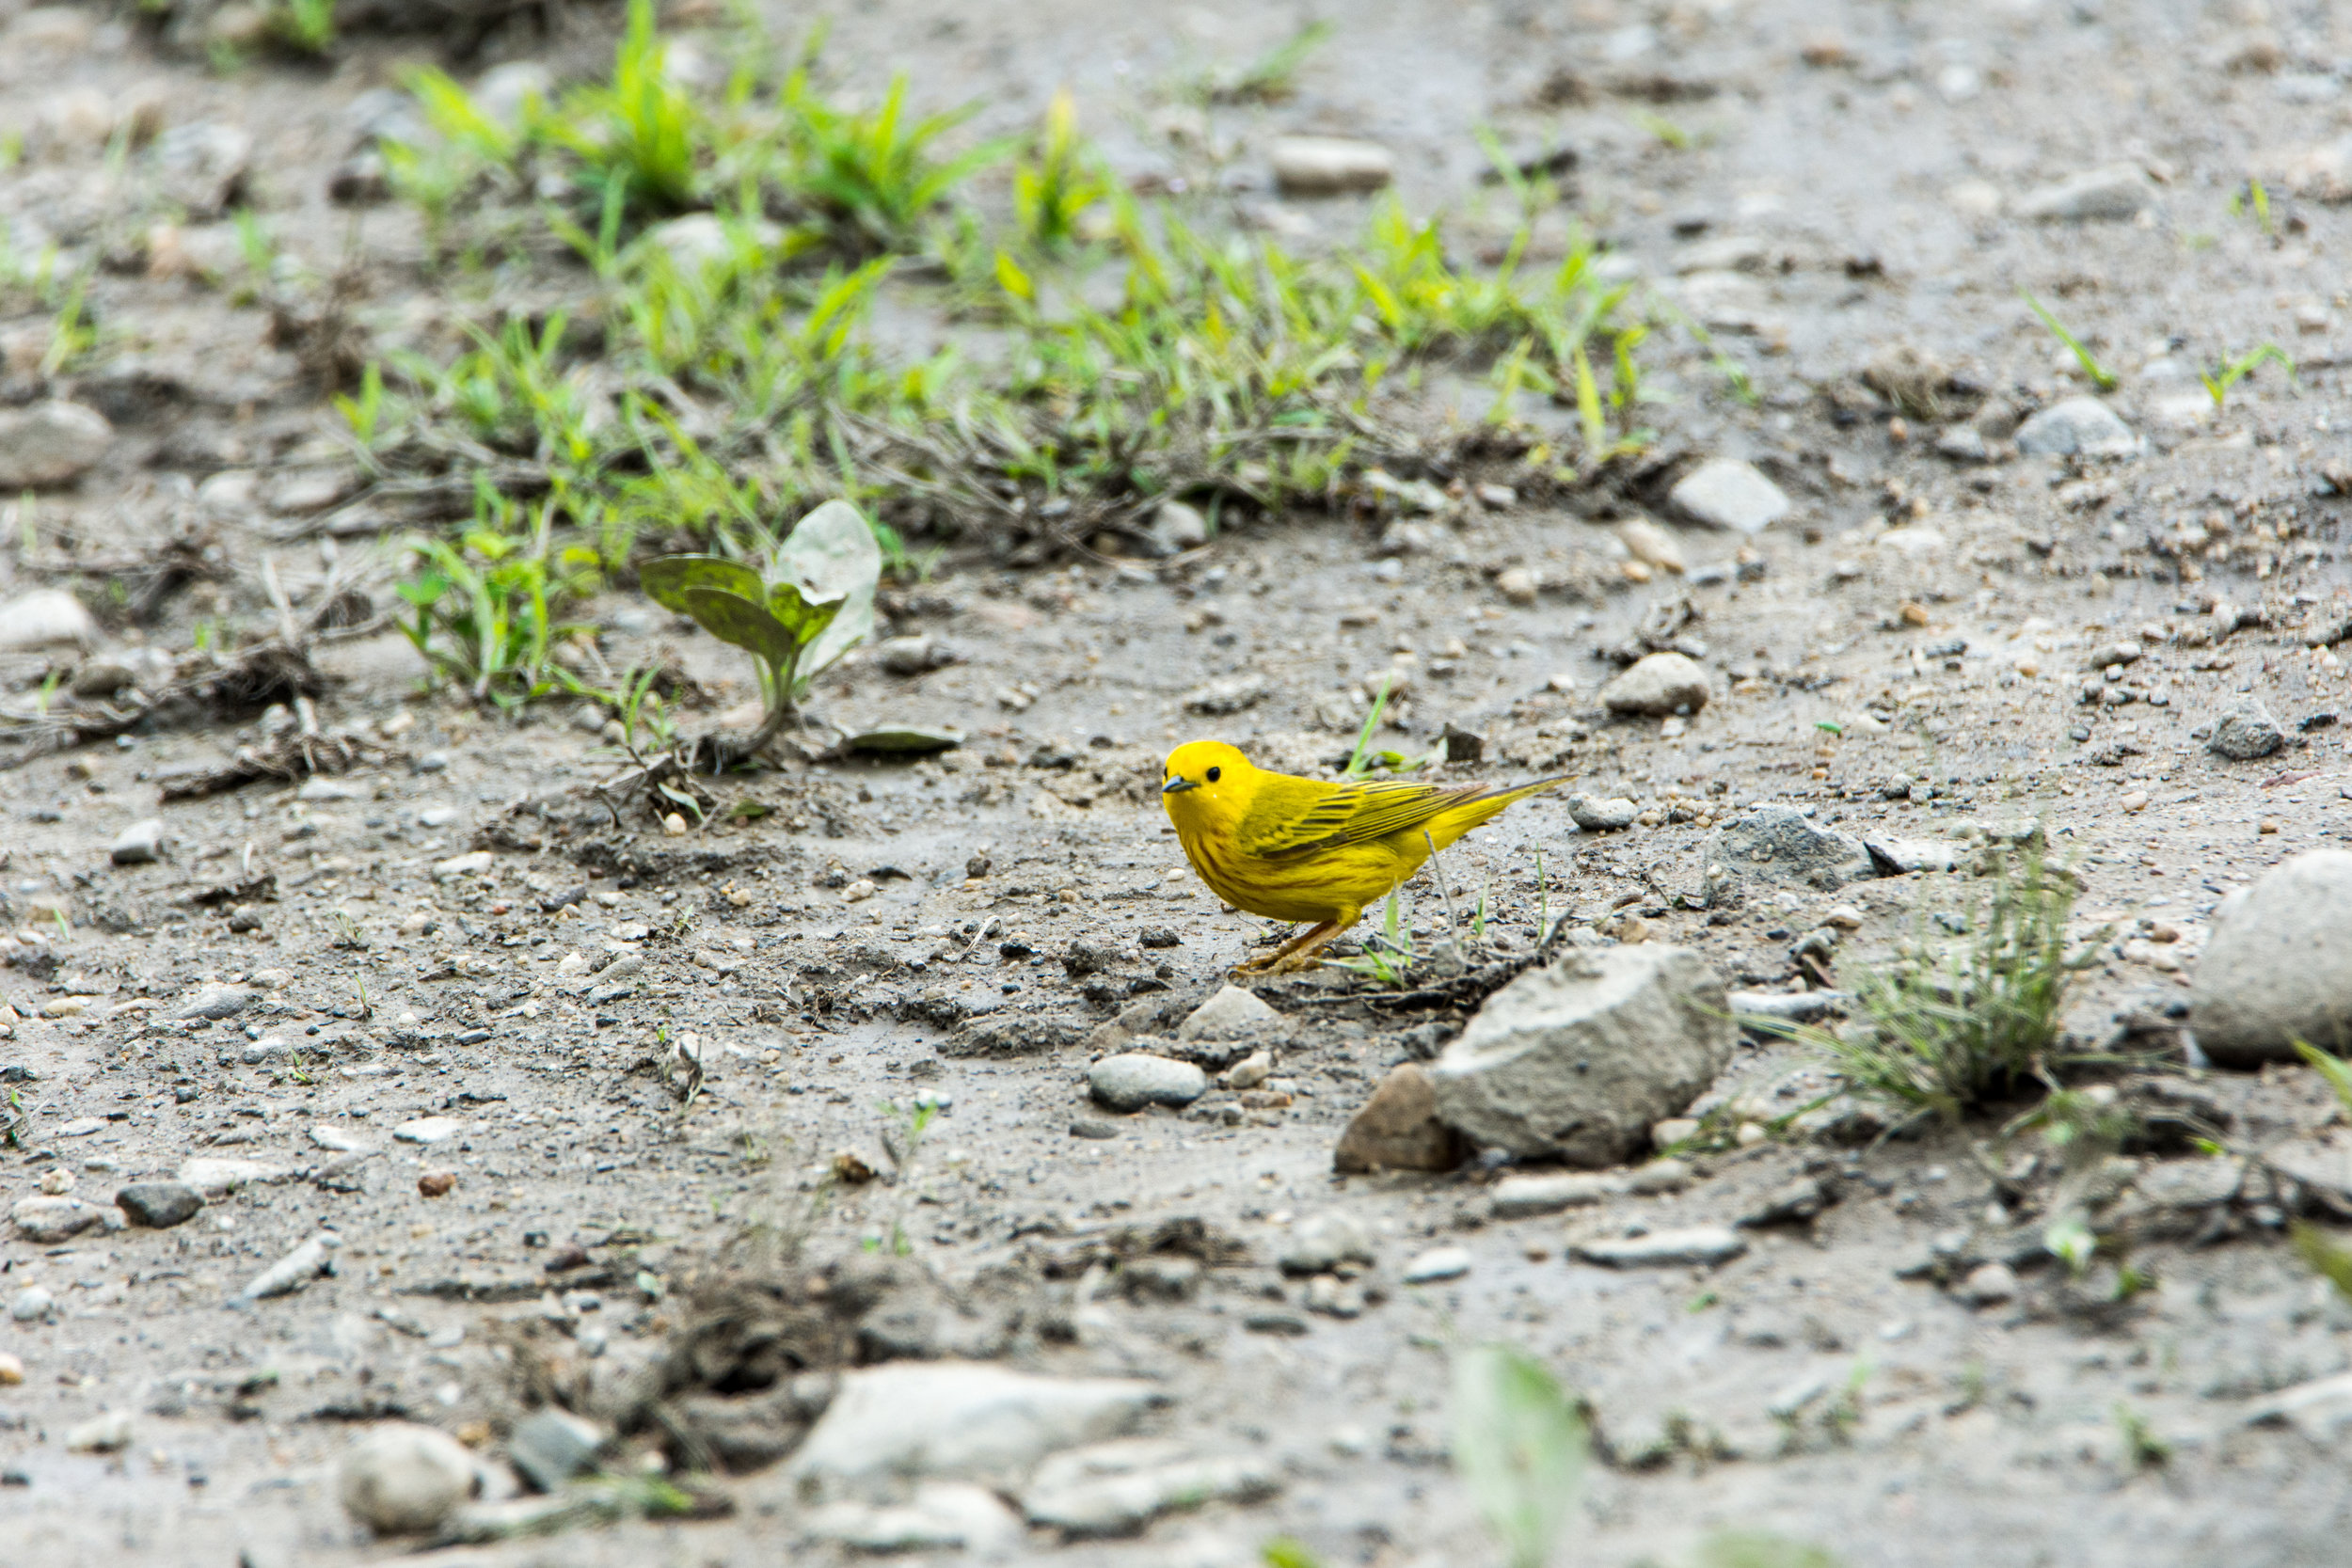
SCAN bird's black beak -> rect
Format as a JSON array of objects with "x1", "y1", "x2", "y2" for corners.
[{"x1": 1161, "y1": 775, "x2": 1199, "y2": 795}]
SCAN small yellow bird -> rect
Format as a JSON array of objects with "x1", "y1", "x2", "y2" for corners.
[{"x1": 1160, "y1": 740, "x2": 1571, "y2": 974}]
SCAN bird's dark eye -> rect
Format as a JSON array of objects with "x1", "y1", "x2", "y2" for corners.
[{"x1": 1205, "y1": 767, "x2": 1221, "y2": 783}]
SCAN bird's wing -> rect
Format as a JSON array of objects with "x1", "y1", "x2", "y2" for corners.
[{"x1": 1235, "y1": 775, "x2": 1490, "y2": 858}]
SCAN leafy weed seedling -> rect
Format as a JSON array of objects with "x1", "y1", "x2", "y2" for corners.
[
  {"x1": 2201, "y1": 342, "x2": 2294, "y2": 407},
  {"x1": 2020, "y1": 290, "x2": 2117, "y2": 391},
  {"x1": 640, "y1": 498, "x2": 879, "y2": 768}
]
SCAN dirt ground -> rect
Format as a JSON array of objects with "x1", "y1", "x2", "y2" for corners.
[{"x1": 9, "y1": 0, "x2": 2352, "y2": 1563}]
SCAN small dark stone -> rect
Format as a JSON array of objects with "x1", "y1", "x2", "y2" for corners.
[
  {"x1": 1138, "y1": 927, "x2": 1183, "y2": 948},
  {"x1": 1441, "y1": 722, "x2": 1486, "y2": 764},
  {"x1": 965, "y1": 854, "x2": 992, "y2": 879},
  {"x1": 1070, "y1": 1118, "x2": 1120, "y2": 1140},
  {"x1": 115, "y1": 1181, "x2": 203, "y2": 1229}
]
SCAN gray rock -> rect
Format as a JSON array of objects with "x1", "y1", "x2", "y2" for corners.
[
  {"x1": 1279, "y1": 1212, "x2": 1376, "y2": 1275},
  {"x1": 153, "y1": 123, "x2": 255, "y2": 216},
  {"x1": 1149, "y1": 499, "x2": 1210, "y2": 555},
  {"x1": 1428, "y1": 945, "x2": 1734, "y2": 1164},
  {"x1": 0, "y1": 588, "x2": 99, "y2": 651},
  {"x1": 1573, "y1": 1226, "x2": 1748, "y2": 1267},
  {"x1": 64, "y1": 1410, "x2": 133, "y2": 1453},
  {"x1": 1865, "y1": 836, "x2": 1959, "y2": 874},
  {"x1": 877, "y1": 635, "x2": 951, "y2": 676},
  {"x1": 2121, "y1": 1157, "x2": 2244, "y2": 1212},
  {"x1": 110, "y1": 817, "x2": 166, "y2": 865},
  {"x1": 176, "y1": 1156, "x2": 288, "y2": 1195},
  {"x1": 10, "y1": 1285, "x2": 56, "y2": 1322},
  {"x1": 1600, "y1": 652, "x2": 1711, "y2": 717},
  {"x1": 1089, "y1": 1053, "x2": 1209, "y2": 1112},
  {"x1": 115, "y1": 1181, "x2": 202, "y2": 1228},
  {"x1": 1270, "y1": 135, "x2": 1395, "y2": 195},
  {"x1": 2244, "y1": 1370, "x2": 2352, "y2": 1440},
  {"x1": 786, "y1": 1361, "x2": 1163, "y2": 1497},
  {"x1": 1022, "y1": 1445, "x2": 1280, "y2": 1536},
  {"x1": 1181, "y1": 673, "x2": 1269, "y2": 714},
  {"x1": 176, "y1": 984, "x2": 253, "y2": 1021},
  {"x1": 337, "y1": 1422, "x2": 477, "y2": 1536},
  {"x1": 1175, "y1": 985, "x2": 1280, "y2": 1040},
  {"x1": 1704, "y1": 805, "x2": 1875, "y2": 893},
  {"x1": 1727, "y1": 990, "x2": 1847, "y2": 1024},
  {"x1": 2207, "y1": 699, "x2": 2285, "y2": 761},
  {"x1": 2192, "y1": 851, "x2": 2352, "y2": 1066},
  {"x1": 803, "y1": 1481, "x2": 1023, "y2": 1552},
  {"x1": 11, "y1": 1196, "x2": 108, "y2": 1243},
  {"x1": 507, "y1": 1409, "x2": 606, "y2": 1493},
  {"x1": 1669, "y1": 459, "x2": 1790, "y2": 533},
  {"x1": 240, "y1": 1231, "x2": 339, "y2": 1299},
  {"x1": 2016, "y1": 163, "x2": 2153, "y2": 221},
  {"x1": 0, "y1": 402, "x2": 111, "y2": 488},
  {"x1": 1957, "y1": 1261, "x2": 2019, "y2": 1306},
  {"x1": 1488, "y1": 1160, "x2": 1691, "y2": 1219},
  {"x1": 1568, "y1": 794, "x2": 1640, "y2": 832},
  {"x1": 1400, "y1": 1245, "x2": 1472, "y2": 1283},
  {"x1": 2013, "y1": 397, "x2": 2141, "y2": 459},
  {"x1": 392, "y1": 1116, "x2": 464, "y2": 1144},
  {"x1": 1070, "y1": 1118, "x2": 1120, "y2": 1139}
]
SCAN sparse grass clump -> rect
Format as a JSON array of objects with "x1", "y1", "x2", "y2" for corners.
[
  {"x1": 347, "y1": 7, "x2": 1695, "y2": 712},
  {"x1": 1752, "y1": 848, "x2": 2105, "y2": 1124}
]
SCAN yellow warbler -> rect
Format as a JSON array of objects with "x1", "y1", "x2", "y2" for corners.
[{"x1": 1160, "y1": 740, "x2": 1569, "y2": 974}]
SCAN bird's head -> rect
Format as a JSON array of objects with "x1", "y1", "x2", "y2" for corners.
[{"x1": 1161, "y1": 740, "x2": 1253, "y2": 824}]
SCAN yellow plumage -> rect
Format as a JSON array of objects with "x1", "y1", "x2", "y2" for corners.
[{"x1": 1159, "y1": 740, "x2": 1570, "y2": 974}]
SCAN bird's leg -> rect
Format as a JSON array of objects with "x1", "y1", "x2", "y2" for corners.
[
  {"x1": 1263, "y1": 921, "x2": 1352, "y2": 975},
  {"x1": 1232, "y1": 921, "x2": 1340, "y2": 977}
]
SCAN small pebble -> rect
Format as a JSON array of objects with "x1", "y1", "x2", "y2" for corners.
[
  {"x1": 1401, "y1": 1245, "x2": 1472, "y2": 1284},
  {"x1": 1959, "y1": 1261, "x2": 2019, "y2": 1307}
]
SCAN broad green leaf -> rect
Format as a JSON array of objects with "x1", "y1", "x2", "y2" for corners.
[
  {"x1": 845, "y1": 725, "x2": 964, "y2": 754},
  {"x1": 765, "y1": 578, "x2": 847, "y2": 647},
  {"x1": 677, "y1": 586, "x2": 799, "y2": 671},
  {"x1": 1451, "y1": 1344, "x2": 1585, "y2": 1568},
  {"x1": 640, "y1": 555, "x2": 765, "y2": 618},
  {"x1": 773, "y1": 499, "x2": 881, "y2": 681}
]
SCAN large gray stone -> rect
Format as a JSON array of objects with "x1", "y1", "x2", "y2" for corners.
[
  {"x1": 0, "y1": 402, "x2": 110, "y2": 487},
  {"x1": 2207, "y1": 698, "x2": 2285, "y2": 761},
  {"x1": 110, "y1": 818, "x2": 167, "y2": 865},
  {"x1": 2016, "y1": 163, "x2": 2153, "y2": 221},
  {"x1": 1427, "y1": 946, "x2": 1735, "y2": 1164},
  {"x1": 337, "y1": 1422, "x2": 477, "y2": 1536},
  {"x1": 11, "y1": 1196, "x2": 109, "y2": 1243},
  {"x1": 786, "y1": 1362, "x2": 1163, "y2": 1498},
  {"x1": 1668, "y1": 459, "x2": 1790, "y2": 532},
  {"x1": 115, "y1": 1181, "x2": 202, "y2": 1229},
  {"x1": 1022, "y1": 1446, "x2": 1279, "y2": 1536},
  {"x1": 1175, "y1": 985, "x2": 1280, "y2": 1040},
  {"x1": 1089, "y1": 1053, "x2": 1208, "y2": 1112},
  {"x1": 0, "y1": 588, "x2": 99, "y2": 651},
  {"x1": 802, "y1": 1481, "x2": 1024, "y2": 1552},
  {"x1": 2192, "y1": 851, "x2": 2352, "y2": 1066},
  {"x1": 1270, "y1": 136, "x2": 1394, "y2": 195},
  {"x1": 1572, "y1": 1226, "x2": 1747, "y2": 1268},
  {"x1": 2014, "y1": 397, "x2": 2141, "y2": 459},
  {"x1": 1601, "y1": 652, "x2": 1710, "y2": 717},
  {"x1": 1703, "y1": 805, "x2": 1875, "y2": 893}
]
